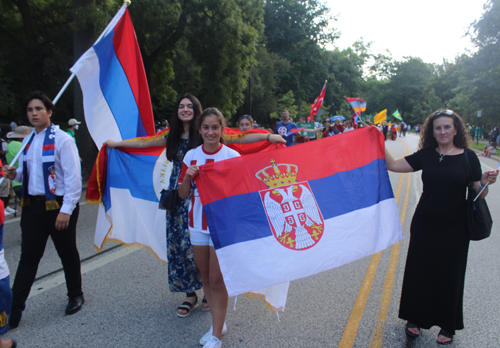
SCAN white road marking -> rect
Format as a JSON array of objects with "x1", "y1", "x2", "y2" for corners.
[{"x1": 28, "y1": 245, "x2": 139, "y2": 299}]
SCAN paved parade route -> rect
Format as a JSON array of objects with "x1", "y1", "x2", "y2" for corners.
[{"x1": 3, "y1": 133, "x2": 500, "y2": 347}]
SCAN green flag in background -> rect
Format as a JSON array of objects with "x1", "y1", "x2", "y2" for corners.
[{"x1": 392, "y1": 109, "x2": 402, "y2": 121}]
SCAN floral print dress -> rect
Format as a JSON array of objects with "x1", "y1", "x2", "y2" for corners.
[{"x1": 166, "y1": 138, "x2": 202, "y2": 292}]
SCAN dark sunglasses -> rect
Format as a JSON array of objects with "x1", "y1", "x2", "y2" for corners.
[
  {"x1": 239, "y1": 115, "x2": 252, "y2": 120},
  {"x1": 433, "y1": 109, "x2": 454, "y2": 116}
]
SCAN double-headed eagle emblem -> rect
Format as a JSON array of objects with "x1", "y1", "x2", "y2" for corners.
[{"x1": 256, "y1": 160, "x2": 324, "y2": 250}]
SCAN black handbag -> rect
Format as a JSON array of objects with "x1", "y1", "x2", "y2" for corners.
[
  {"x1": 158, "y1": 189, "x2": 179, "y2": 211},
  {"x1": 464, "y1": 149, "x2": 493, "y2": 241}
]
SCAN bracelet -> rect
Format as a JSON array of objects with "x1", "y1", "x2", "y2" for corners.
[{"x1": 266, "y1": 133, "x2": 271, "y2": 141}]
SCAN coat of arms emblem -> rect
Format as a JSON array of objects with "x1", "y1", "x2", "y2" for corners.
[
  {"x1": 47, "y1": 165, "x2": 57, "y2": 194},
  {"x1": 256, "y1": 160, "x2": 324, "y2": 250}
]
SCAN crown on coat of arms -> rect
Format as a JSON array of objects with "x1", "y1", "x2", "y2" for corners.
[{"x1": 255, "y1": 160, "x2": 298, "y2": 188}]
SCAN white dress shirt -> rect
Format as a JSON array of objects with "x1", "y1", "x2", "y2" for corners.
[{"x1": 14, "y1": 125, "x2": 82, "y2": 215}]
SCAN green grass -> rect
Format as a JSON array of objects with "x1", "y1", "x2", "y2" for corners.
[{"x1": 469, "y1": 142, "x2": 486, "y2": 152}]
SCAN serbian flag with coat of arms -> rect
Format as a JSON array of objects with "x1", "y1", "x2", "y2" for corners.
[{"x1": 195, "y1": 127, "x2": 403, "y2": 297}]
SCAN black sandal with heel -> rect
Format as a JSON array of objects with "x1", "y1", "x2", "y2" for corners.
[
  {"x1": 437, "y1": 329, "x2": 453, "y2": 345},
  {"x1": 405, "y1": 321, "x2": 421, "y2": 337},
  {"x1": 176, "y1": 292, "x2": 199, "y2": 318}
]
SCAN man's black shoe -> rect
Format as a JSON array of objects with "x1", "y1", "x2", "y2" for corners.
[
  {"x1": 66, "y1": 295, "x2": 84, "y2": 315},
  {"x1": 9, "y1": 310, "x2": 22, "y2": 329}
]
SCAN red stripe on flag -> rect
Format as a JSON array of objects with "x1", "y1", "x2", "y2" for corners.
[
  {"x1": 189, "y1": 194, "x2": 195, "y2": 228},
  {"x1": 42, "y1": 144, "x2": 55, "y2": 151},
  {"x1": 113, "y1": 8, "x2": 155, "y2": 136},
  {"x1": 196, "y1": 127, "x2": 385, "y2": 205},
  {"x1": 202, "y1": 210, "x2": 208, "y2": 230}
]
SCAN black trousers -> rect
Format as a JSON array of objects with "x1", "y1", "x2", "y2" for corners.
[{"x1": 11, "y1": 196, "x2": 83, "y2": 313}]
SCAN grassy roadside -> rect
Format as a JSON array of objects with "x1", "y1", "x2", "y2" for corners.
[{"x1": 469, "y1": 142, "x2": 486, "y2": 152}]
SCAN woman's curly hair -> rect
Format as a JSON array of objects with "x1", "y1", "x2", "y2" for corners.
[{"x1": 418, "y1": 110, "x2": 469, "y2": 150}]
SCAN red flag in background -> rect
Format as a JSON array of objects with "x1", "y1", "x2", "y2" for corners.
[{"x1": 308, "y1": 82, "x2": 327, "y2": 121}]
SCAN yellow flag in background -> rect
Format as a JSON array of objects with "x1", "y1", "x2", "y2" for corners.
[{"x1": 374, "y1": 109, "x2": 387, "y2": 124}]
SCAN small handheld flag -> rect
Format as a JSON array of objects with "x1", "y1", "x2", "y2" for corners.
[
  {"x1": 374, "y1": 109, "x2": 387, "y2": 124},
  {"x1": 308, "y1": 82, "x2": 327, "y2": 121},
  {"x1": 345, "y1": 97, "x2": 367, "y2": 113},
  {"x1": 392, "y1": 109, "x2": 402, "y2": 121}
]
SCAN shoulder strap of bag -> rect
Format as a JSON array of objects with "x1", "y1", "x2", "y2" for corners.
[{"x1": 464, "y1": 148, "x2": 473, "y2": 183}]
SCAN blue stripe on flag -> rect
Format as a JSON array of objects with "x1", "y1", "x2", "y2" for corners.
[
  {"x1": 205, "y1": 158, "x2": 393, "y2": 249},
  {"x1": 94, "y1": 31, "x2": 145, "y2": 140},
  {"x1": 349, "y1": 101, "x2": 366, "y2": 108},
  {"x1": 42, "y1": 150, "x2": 54, "y2": 156},
  {"x1": 106, "y1": 149, "x2": 159, "y2": 204}
]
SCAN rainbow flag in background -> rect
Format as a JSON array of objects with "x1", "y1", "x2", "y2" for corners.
[{"x1": 346, "y1": 97, "x2": 367, "y2": 113}]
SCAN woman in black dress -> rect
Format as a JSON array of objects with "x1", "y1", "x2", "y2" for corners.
[{"x1": 384, "y1": 110, "x2": 499, "y2": 345}]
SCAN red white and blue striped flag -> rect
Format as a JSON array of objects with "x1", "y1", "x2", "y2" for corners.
[
  {"x1": 195, "y1": 127, "x2": 403, "y2": 297},
  {"x1": 70, "y1": 6, "x2": 155, "y2": 147}
]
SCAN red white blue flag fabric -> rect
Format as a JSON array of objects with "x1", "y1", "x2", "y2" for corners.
[
  {"x1": 195, "y1": 127, "x2": 402, "y2": 297},
  {"x1": 308, "y1": 83, "x2": 327, "y2": 121},
  {"x1": 70, "y1": 6, "x2": 155, "y2": 147},
  {"x1": 346, "y1": 97, "x2": 367, "y2": 114},
  {"x1": 88, "y1": 132, "x2": 170, "y2": 261},
  {"x1": 86, "y1": 130, "x2": 289, "y2": 310}
]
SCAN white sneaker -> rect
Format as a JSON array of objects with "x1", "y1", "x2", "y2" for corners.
[
  {"x1": 199, "y1": 323, "x2": 227, "y2": 345},
  {"x1": 5, "y1": 207, "x2": 16, "y2": 214},
  {"x1": 203, "y1": 335, "x2": 221, "y2": 348},
  {"x1": 4, "y1": 210, "x2": 11, "y2": 217}
]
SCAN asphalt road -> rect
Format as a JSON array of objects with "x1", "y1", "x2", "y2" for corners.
[{"x1": 3, "y1": 133, "x2": 500, "y2": 347}]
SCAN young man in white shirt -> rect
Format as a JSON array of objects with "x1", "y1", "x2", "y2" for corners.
[{"x1": 4, "y1": 91, "x2": 83, "y2": 329}]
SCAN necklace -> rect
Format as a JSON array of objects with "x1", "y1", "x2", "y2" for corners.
[{"x1": 438, "y1": 147, "x2": 454, "y2": 162}]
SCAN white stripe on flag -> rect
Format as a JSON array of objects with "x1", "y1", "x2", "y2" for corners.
[
  {"x1": 217, "y1": 198, "x2": 402, "y2": 297},
  {"x1": 71, "y1": 48, "x2": 122, "y2": 147},
  {"x1": 96, "y1": 187, "x2": 167, "y2": 262}
]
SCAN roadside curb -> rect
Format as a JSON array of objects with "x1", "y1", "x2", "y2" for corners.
[{"x1": 470, "y1": 148, "x2": 500, "y2": 163}]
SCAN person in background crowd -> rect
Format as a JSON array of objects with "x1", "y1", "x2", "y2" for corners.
[
  {"x1": 482, "y1": 142, "x2": 497, "y2": 158},
  {"x1": 322, "y1": 119, "x2": 340, "y2": 138},
  {"x1": 238, "y1": 115, "x2": 253, "y2": 132},
  {"x1": 474, "y1": 125, "x2": 481, "y2": 142},
  {"x1": 488, "y1": 124, "x2": 498, "y2": 143},
  {"x1": 333, "y1": 119, "x2": 344, "y2": 133},
  {"x1": 66, "y1": 119, "x2": 81, "y2": 142},
  {"x1": 274, "y1": 109, "x2": 298, "y2": 147},
  {"x1": 4, "y1": 91, "x2": 84, "y2": 329},
  {"x1": 390, "y1": 124, "x2": 397, "y2": 140},
  {"x1": 0, "y1": 126, "x2": 12, "y2": 217},
  {"x1": 5, "y1": 126, "x2": 32, "y2": 207},
  {"x1": 382, "y1": 122, "x2": 389, "y2": 140},
  {"x1": 343, "y1": 120, "x2": 354, "y2": 132}
]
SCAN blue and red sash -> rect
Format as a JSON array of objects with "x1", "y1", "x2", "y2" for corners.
[{"x1": 21, "y1": 124, "x2": 59, "y2": 210}]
